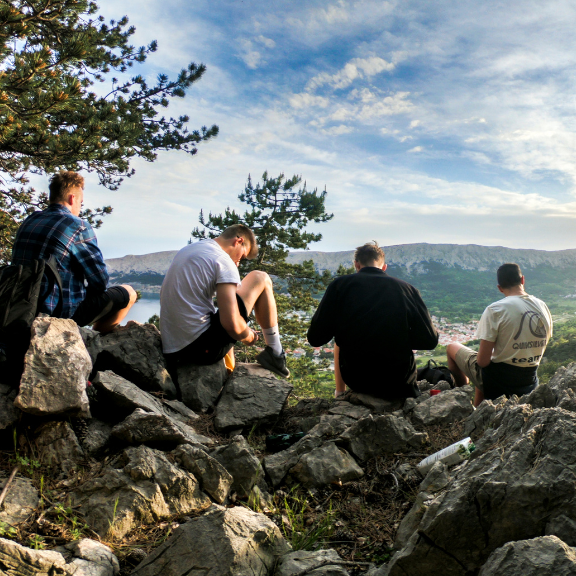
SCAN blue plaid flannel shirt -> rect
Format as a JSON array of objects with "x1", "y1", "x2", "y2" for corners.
[{"x1": 11, "y1": 204, "x2": 109, "y2": 318}]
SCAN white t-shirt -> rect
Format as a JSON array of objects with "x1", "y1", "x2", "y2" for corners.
[
  {"x1": 160, "y1": 239, "x2": 241, "y2": 353},
  {"x1": 476, "y1": 294, "x2": 553, "y2": 367}
]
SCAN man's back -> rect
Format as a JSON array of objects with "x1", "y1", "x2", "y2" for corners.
[
  {"x1": 308, "y1": 267, "x2": 438, "y2": 397},
  {"x1": 12, "y1": 204, "x2": 108, "y2": 318}
]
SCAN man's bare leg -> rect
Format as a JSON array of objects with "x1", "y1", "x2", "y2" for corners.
[
  {"x1": 237, "y1": 271, "x2": 277, "y2": 329},
  {"x1": 474, "y1": 387, "x2": 484, "y2": 407},
  {"x1": 446, "y1": 342, "x2": 469, "y2": 387},
  {"x1": 334, "y1": 343, "x2": 346, "y2": 397},
  {"x1": 93, "y1": 285, "x2": 138, "y2": 334}
]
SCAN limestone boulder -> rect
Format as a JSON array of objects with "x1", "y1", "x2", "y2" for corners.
[
  {"x1": 176, "y1": 359, "x2": 228, "y2": 413},
  {"x1": 385, "y1": 406, "x2": 576, "y2": 576},
  {"x1": 173, "y1": 445, "x2": 233, "y2": 504},
  {"x1": 0, "y1": 537, "x2": 119, "y2": 576},
  {"x1": 478, "y1": 536, "x2": 576, "y2": 576},
  {"x1": 79, "y1": 326, "x2": 102, "y2": 367},
  {"x1": 95, "y1": 321, "x2": 176, "y2": 396},
  {"x1": 275, "y1": 549, "x2": 350, "y2": 575},
  {"x1": 410, "y1": 387, "x2": 474, "y2": 426},
  {"x1": 131, "y1": 505, "x2": 290, "y2": 576},
  {"x1": 211, "y1": 436, "x2": 263, "y2": 499},
  {"x1": 289, "y1": 442, "x2": 364, "y2": 488},
  {"x1": 264, "y1": 417, "x2": 357, "y2": 488},
  {"x1": 0, "y1": 475, "x2": 39, "y2": 527},
  {"x1": 0, "y1": 383, "x2": 19, "y2": 432},
  {"x1": 343, "y1": 391, "x2": 404, "y2": 414},
  {"x1": 15, "y1": 317, "x2": 91, "y2": 417},
  {"x1": 328, "y1": 401, "x2": 371, "y2": 420},
  {"x1": 71, "y1": 445, "x2": 211, "y2": 538},
  {"x1": 111, "y1": 407, "x2": 211, "y2": 448},
  {"x1": 82, "y1": 419, "x2": 113, "y2": 458},
  {"x1": 337, "y1": 414, "x2": 427, "y2": 462},
  {"x1": 214, "y1": 363, "x2": 293, "y2": 432},
  {"x1": 33, "y1": 421, "x2": 84, "y2": 472}
]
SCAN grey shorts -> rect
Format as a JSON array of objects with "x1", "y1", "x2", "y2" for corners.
[{"x1": 455, "y1": 346, "x2": 484, "y2": 391}]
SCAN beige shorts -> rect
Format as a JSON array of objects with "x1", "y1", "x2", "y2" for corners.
[{"x1": 455, "y1": 346, "x2": 484, "y2": 391}]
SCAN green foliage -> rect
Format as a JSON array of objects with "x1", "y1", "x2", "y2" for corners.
[
  {"x1": 0, "y1": 0, "x2": 218, "y2": 262},
  {"x1": 28, "y1": 533, "x2": 45, "y2": 550},
  {"x1": 148, "y1": 314, "x2": 160, "y2": 329},
  {"x1": 281, "y1": 490, "x2": 335, "y2": 551},
  {"x1": 287, "y1": 357, "x2": 333, "y2": 401},
  {"x1": 539, "y1": 318, "x2": 576, "y2": 383},
  {"x1": 0, "y1": 521, "x2": 17, "y2": 539},
  {"x1": 55, "y1": 503, "x2": 89, "y2": 540},
  {"x1": 192, "y1": 171, "x2": 333, "y2": 387}
]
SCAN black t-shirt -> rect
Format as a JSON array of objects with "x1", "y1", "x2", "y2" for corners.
[{"x1": 307, "y1": 267, "x2": 438, "y2": 399}]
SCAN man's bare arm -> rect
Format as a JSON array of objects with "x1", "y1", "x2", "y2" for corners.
[
  {"x1": 477, "y1": 339, "x2": 495, "y2": 367},
  {"x1": 216, "y1": 283, "x2": 257, "y2": 344}
]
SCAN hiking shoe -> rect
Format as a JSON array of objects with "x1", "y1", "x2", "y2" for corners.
[{"x1": 256, "y1": 347, "x2": 290, "y2": 378}]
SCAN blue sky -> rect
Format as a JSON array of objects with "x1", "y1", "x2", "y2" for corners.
[{"x1": 81, "y1": 0, "x2": 576, "y2": 257}]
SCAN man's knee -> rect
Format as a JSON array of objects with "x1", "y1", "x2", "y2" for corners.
[
  {"x1": 245, "y1": 270, "x2": 272, "y2": 289},
  {"x1": 446, "y1": 343, "x2": 462, "y2": 360},
  {"x1": 121, "y1": 285, "x2": 138, "y2": 306}
]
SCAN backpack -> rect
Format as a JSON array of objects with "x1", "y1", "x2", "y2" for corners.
[
  {"x1": 417, "y1": 359, "x2": 455, "y2": 388},
  {"x1": 0, "y1": 257, "x2": 63, "y2": 372}
]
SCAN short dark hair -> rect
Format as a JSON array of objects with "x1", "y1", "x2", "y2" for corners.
[
  {"x1": 497, "y1": 263, "x2": 523, "y2": 289},
  {"x1": 354, "y1": 241, "x2": 385, "y2": 267},
  {"x1": 49, "y1": 171, "x2": 84, "y2": 204},
  {"x1": 220, "y1": 224, "x2": 258, "y2": 259}
]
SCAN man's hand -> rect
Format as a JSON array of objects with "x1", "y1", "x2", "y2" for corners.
[{"x1": 241, "y1": 330, "x2": 260, "y2": 346}]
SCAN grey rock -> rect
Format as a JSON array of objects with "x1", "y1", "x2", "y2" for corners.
[
  {"x1": 518, "y1": 382, "x2": 557, "y2": 408},
  {"x1": 478, "y1": 535, "x2": 576, "y2": 576},
  {"x1": 0, "y1": 475, "x2": 39, "y2": 526},
  {"x1": 131, "y1": 505, "x2": 290, "y2": 576},
  {"x1": 214, "y1": 363, "x2": 293, "y2": 432},
  {"x1": 162, "y1": 399, "x2": 200, "y2": 422},
  {"x1": 15, "y1": 317, "x2": 91, "y2": 417},
  {"x1": 557, "y1": 388, "x2": 576, "y2": 413},
  {"x1": 65, "y1": 539, "x2": 120, "y2": 576},
  {"x1": 338, "y1": 414, "x2": 428, "y2": 462},
  {"x1": 211, "y1": 435, "x2": 263, "y2": 499},
  {"x1": 176, "y1": 359, "x2": 228, "y2": 413},
  {"x1": 79, "y1": 326, "x2": 102, "y2": 367},
  {"x1": 328, "y1": 402, "x2": 371, "y2": 420},
  {"x1": 395, "y1": 463, "x2": 421, "y2": 485},
  {"x1": 275, "y1": 549, "x2": 350, "y2": 575},
  {"x1": 82, "y1": 419, "x2": 113, "y2": 458},
  {"x1": 71, "y1": 445, "x2": 211, "y2": 538},
  {"x1": 411, "y1": 387, "x2": 474, "y2": 426},
  {"x1": 289, "y1": 442, "x2": 364, "y2": 488},
  {"x1": 432, "y1": 380, "x2": 453, "y2": 392},
  {"x1": 386, "y1": 406, "x2": 576, "y2": 575},
  {"x1": 548, "y1": 363, "x2": 576, "y2": 402},
  {"x1": 420, "y1": 461, "x2": 452, "y2": 494},
  {"x1": 91, "y1": 370, "x2": 165, "y2": 421},
  {"x1": 292, "y1": 397, "x2": 333, "y2": 417},
  {"x1": 0, "y1": 536, "x2": 118, "y2": 576},
  {"x1": 302, "y1": 414, "x2": 356, "y2": 434},
  {"x1": 34, "y1": 421, "x2": 84, "y2": 472},
  {"x1": 344, "y1": 391, "x2": 404, "y2": 414},
  {"x1": 264, "y1": 416, "x2": 358, "y2": 488},
  {"x1": 96, "y1": 321, "x2": 176, "y2": 395},
  {"x1": 111, "y1": 408, "x2": 211, "y2": 448},
  {"x1": 0, "y1": 383, "x2": 19, "y2": 431},
  {"x1": 173, "y1": 444, "x2": 233, "y2": 504},
  {"x1": 546, "y1": 515, "x2": 576, "y2": 547}
]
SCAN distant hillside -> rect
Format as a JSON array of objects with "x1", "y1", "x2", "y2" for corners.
[{"x1": 106, "y1": 243, "x2": 576, "y2": 321}]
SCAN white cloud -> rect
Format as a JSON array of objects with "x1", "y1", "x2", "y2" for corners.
[
  {"x1": 306, "y1": 56, "x2": 395, "y2": 91},
  {"x1": 321, "y1": 124, "x2": 354, "y2": 135},
  {"x1": 255, "y1": 35, "x2": 276, "y2": 48},
  {"x1": 289, "y1": 93, "x2": 330, "y2": 109},
  {"x1": 408, "y1": 146, "x2": 423, "y2": 153}
]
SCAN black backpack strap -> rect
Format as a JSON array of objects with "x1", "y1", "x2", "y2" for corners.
[{"x1": 43, "y1": 256, "x2": 64, "y2": 318}]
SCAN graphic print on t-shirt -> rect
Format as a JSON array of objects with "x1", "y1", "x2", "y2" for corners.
[{"x1": 513, "y1": 310, "x2": 548, "y2": 340}]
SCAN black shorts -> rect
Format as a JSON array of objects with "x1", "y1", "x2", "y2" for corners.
[
  {"x1": 166, "y1": 294, "x2": 249, "y2": 366},
  {"x1": 72, "y1": 286, "x2": 131, "y2": 327}
]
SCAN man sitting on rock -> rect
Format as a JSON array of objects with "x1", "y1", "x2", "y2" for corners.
[
  {"x1": 446, "y1": 263, "x2": 552, "y2": 406},
  {"x1": 11, "y1": 171, "x2": 137, "y2": 333},
  {"x1": 307, "y1": 241, "x2": 438, "y2": 400},
  {"x1": 160, "y1": 224, "x2": 289, "y2": 379}
]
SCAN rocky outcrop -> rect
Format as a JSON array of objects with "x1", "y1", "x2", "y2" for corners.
[
  {"x1": 33, "y1": 421, "x2": 84, "y2": 472},
  {"x1": 130, "y1": 505, "x2": 291, "y2": 576},
  {"x1": 409, "y1": 387, "x2": 474, "y2": 426},
  {"x1": 0, "y1": 475, "x2": 39, "y2": 527},
  {"x1": 275, "y1": 549, "x2": 350, "y2": 575},
  {"x1": 95, "y1": 321, "x2": 176, "y2": 396},
  {"x1": 15, "y1": 317, "x2": 91, "y2": 417},
  {"x1": 214, "y1": 363, "x2": 293, "y2": 432},
  {"x1": 176, "y1": 359, "x2": 228, "y2": 413}
]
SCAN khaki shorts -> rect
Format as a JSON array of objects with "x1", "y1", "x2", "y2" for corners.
[{"x1": 455, "y1": 346, "x2": 484, "y2": 391}]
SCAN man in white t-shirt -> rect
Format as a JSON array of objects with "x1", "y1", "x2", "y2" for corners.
[
  {"x1": 160, "y1": 224, "x2": 289, "y2": 387},
  {"x1": 446, "y1": 263, "x2": 552, "y2": 406}
]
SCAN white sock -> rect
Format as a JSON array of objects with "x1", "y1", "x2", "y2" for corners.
[{"x1": 262, "y1": 325, "x2": 282, "y2": 356}]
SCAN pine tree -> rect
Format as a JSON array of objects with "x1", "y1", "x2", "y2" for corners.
[
  {"x1": 0, "y1": 0, "x2": 218, "y2": 263},
  {"x1": 191, "y1": 172, "x2": 334, "y2": 395}
]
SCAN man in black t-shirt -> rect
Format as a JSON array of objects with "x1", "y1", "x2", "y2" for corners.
[{"x1": 307, "y1": 242, "x2": 439, "y2": 400}]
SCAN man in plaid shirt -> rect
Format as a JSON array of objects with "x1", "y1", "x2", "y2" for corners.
[{"x1": 12, "y1": 172, "x2": 137, "y2": 333}]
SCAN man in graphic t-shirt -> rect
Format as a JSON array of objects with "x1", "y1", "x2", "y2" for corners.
[
  {"x1": 446, "y1": 262, "x2": 552, "y2": 406},
  {"x1": 160, "y1": 224, "x2": 289, "y2": 386}
]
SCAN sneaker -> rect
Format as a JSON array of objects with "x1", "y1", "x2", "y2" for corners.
[{"x1": 256, "y1": 347, "x2": 290, "y2": 378}]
